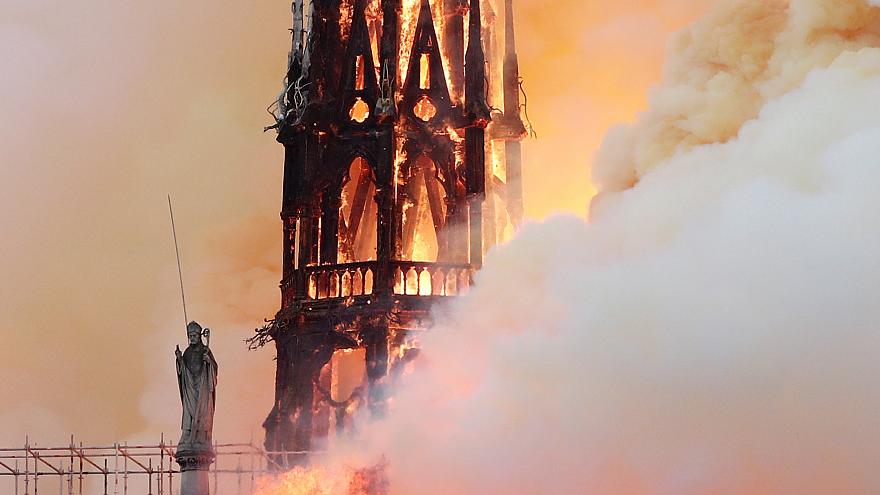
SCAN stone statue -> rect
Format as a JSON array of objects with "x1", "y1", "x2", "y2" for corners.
[
  {"x1": 175, "y1": 321, "x2": 218, "y2": 458},
  {"x1": 175, "y1": 321, "x2": 217, "y2": 495}
]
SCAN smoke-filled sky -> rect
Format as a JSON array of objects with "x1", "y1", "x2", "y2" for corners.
[
  {"x1": 334, "y1": 1, "x2": 880, "y2": 494},
  {"x1": 258, "y1": 0, "x2": 880, "y2": 494},
  {"x1": 7, "y1": 0, "x2": 880, "y2": 494},
  {"x1": 0, "y1": 0, "x2": 709, "y2": 446},
  {"x1": 17, "y1": 0, "x2": 880, "y2": 495}
]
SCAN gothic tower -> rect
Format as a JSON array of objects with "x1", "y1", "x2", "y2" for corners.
[{"x1": 255, "y1": 0, "x2": 527, "y2": 467}]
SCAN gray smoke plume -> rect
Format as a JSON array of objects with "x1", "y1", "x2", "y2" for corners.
[{"x1": 311, "y1": 1, "x2": 880, "y2": 493}]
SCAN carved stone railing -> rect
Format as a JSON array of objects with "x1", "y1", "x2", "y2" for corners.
[
  {"x1": 281, "y1": 261, "x2": 377, "y2": 305},
  {"x1": 305, "y1": 261, "x2": 377, "y2": 301},
  {"x1": 281, "y1": 260, "x2": 473, "y2": 303},
  {"x1": 390, "y1": 261, "x2": 473, "y2": 297}
]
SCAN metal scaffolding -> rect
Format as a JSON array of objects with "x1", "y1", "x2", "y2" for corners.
[{"x1": 0, "y1": 435, "x2": 308, "y2": 495}]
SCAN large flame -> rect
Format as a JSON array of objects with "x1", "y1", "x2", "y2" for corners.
[
  {"x1": 256, "y1": 468, "x2": 339, "y2": 495},
  {"x1": 255, "y1": 463, "x2": 388, "y2": 495}
]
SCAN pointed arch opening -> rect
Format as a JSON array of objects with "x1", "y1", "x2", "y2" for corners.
[
  {"x1": 355, "y1": 54, "x2": 366, "y2": 90},
  {"x1": 316, "y1": 347, "x2": 368, "y2": 438},
  {"x1": 338, "y1": 157, "x2": 378, "y2": 263},
  {"x1": 402, "y1": 155, "x2": 448, "y2": 262},
  {"x1": 419, "y1": 54, "x2": 431, "y2": 89}
]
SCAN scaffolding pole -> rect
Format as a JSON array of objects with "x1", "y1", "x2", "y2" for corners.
[{"x1": 0, "y1": 437, "x2": 311, "y2": 495}]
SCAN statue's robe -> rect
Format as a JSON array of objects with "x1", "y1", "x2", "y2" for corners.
[{"x1": 176, "y1": 343, "x2": 218, "y2": 452}]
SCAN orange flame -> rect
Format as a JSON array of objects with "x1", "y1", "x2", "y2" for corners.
[{"x1": 255, "y1": 462, "x2": 389, "y2": 495}]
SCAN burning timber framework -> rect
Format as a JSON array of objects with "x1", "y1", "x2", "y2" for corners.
[
  {"x1": 249, "y1": 0, "x2": 528, "y2": 468},
  {"x1": 0, "y1": 436, "x2": 307, "y2": 495}
]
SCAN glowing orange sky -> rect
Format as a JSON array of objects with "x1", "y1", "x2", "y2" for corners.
[
  {"x1": 0, "y1": 0, "x2": 710, "y2": 442},
  {"x1": 517, "y1": 0, "x2": 712, "y2": 217}
]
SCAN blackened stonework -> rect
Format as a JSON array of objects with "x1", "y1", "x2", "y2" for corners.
[{"x1": 255, "y1": 0, "x2": 527, "y2": 469}]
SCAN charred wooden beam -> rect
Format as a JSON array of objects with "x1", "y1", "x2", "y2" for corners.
[{"x1": 443, "y1": 0, "x2": 468, "y2": 101}]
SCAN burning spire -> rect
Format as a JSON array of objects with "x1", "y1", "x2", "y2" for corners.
[{"x1": 254, "y1": 0, "x2": 529, "y2": 470}]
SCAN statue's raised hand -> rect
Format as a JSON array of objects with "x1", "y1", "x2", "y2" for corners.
[{"x1": 175, "y1": 345, "x2": 182, "y2": 358}]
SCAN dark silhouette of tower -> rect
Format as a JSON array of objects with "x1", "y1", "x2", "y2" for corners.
[{"x1": 254, "y1": 0, "x2": 528, "y2": 467}]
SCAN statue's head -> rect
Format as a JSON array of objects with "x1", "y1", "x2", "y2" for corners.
[{"x1": 187, "y1": 321, "x2": 203, "y2": 346}]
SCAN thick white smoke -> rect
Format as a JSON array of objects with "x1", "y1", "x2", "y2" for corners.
[
  {"x1": 313, "y1": 1, "x2": 880, "y2": 493},
  {"x1": 593, "y1": 0, "x2": 880, "y2": 194}
]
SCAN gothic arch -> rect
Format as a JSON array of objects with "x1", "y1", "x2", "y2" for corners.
[
  {"x1": 337, "y1": 156, "x2": 379, "y2": 263},
  {"x1": 401, "y1": 154, "x2": 449, "y2": 262}
]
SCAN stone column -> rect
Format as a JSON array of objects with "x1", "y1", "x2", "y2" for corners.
[{"x1": 176, "y1": 450, "x2": 215, "y2": 495}]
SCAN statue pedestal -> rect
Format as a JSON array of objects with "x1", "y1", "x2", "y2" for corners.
[
  {"x1": 176, "y1": 450, "x2": 215, "y2": 495},
  {"x1": 180, "y1": 469, "x2": 210, "y2": 495}
]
